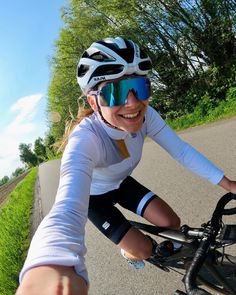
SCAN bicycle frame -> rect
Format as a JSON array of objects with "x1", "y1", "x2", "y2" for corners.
[{"x1": 129, "y1": 192, "x2": 236, "y2": 295}]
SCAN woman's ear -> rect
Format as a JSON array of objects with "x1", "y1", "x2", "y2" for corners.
[{"x1": 87, "y1": 95, "x2": 98, "y2": 112}]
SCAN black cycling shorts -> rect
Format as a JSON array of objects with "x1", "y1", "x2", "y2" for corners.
[{"x1": 88, "y1": 176, "x2": 157, "y2": 244}]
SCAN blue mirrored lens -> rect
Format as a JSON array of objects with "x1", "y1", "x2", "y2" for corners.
[{"x1": 99, "y1": 77, "x2": 151, "y2": 107}]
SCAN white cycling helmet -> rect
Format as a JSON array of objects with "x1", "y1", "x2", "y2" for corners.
[{"x1": 77, "y1": 37, "x2": 152, "y2": 94}]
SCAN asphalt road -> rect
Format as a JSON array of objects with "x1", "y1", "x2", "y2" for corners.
[{"x1": 36, "y1": 117, "x2": 236, "y2": 295}]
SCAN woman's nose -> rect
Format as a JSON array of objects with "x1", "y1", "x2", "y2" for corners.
[{"x1": 125, "y1": 90, "x2": 139, "y2": 106}]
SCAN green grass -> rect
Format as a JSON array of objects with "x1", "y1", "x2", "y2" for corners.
[
  {"x1": 0, "y1": 168, "x2": 37, "y2": 295},
  {"x1": 166, "y1": 97, "x2": 236, "y2": 131}
]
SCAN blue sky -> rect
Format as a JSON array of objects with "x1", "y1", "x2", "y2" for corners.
[{"x1": 0, "y1": 1, "x2": 67, "y2": 178}]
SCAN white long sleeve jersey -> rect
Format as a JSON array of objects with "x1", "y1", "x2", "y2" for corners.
[{"x1": 20, "y1": 106, "x2": 224, "y2": 284}]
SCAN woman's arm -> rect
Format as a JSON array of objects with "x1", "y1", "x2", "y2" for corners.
[
  {"x1": 218, "y1": 176, "x2": 236, "y2": 193},
  {"x1": 146, "y1": 107, "x2": 227, "y2": 185},
  {"x1": 17, "y1": 129, "x2": 100, "y2": 294},
  {"x1": 15, "y1": 265, "x2": 88, "y2": 295}
]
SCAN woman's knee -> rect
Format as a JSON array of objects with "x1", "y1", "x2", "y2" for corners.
[
  {"x1": 169, "y1": 215, "x2": 181, "y2": 229},
  {"x1": 118, "y1": 227, "x2": 152, "y2": 259}
]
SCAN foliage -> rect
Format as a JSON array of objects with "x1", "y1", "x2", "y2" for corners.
[
  {"x1": 44, "y1": 133, "x2": 57, "y2": 159},
  {"x1": 0, "y1": 176, "x2": 10, "y2": 187},
  {"x1": 33, "y1": 137, "x2": 47, "y2": 163},
  {"x1": 47, "y1": 0, "x2": 112, "y2": 141},
  {"x1": 0, "y1": 169, "x2": 26, "y2": 187},
  {"x1": 226, "y1": 86, "x2": 236, "y2": 101},
  {"x1": 0, "y1": 168, "x2": 37, "y2": 295},
  {"x1": 166, "y1": 89, "x2": 236, "y2": 131},
  {"x1": 19, "y1": 143, "x2": 38, "y2": 168},
  {"x1": 11, "y1": 168, "x2": 26, "y2": 179},
  {"x1": 18, "y1": 135, "x2": 57, "y2": 168}
]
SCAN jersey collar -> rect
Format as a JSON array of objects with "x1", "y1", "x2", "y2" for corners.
[{"x1": 95, "y1": 112, "x2": 132, "y2": 140}]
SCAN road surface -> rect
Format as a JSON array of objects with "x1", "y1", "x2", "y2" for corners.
[{"x1": 36, "y1": 117, "x2": 236, "y2": 294}]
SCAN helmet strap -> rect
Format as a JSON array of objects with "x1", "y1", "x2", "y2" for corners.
[{"x1": 94, "y1": 96, "x2": 119, "y2": 130}]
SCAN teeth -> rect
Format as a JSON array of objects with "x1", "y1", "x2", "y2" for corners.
[{"x1": 122, "y1": 112, "x2": 139, "y2": 118}]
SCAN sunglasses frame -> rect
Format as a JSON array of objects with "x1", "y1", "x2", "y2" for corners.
[{"x1": 88, "y1": 77, "x2": 151, "y2": 107}]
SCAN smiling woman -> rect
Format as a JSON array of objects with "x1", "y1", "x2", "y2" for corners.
[{"x1": 17, "y1": 36, "x2": 236, "y2": 295}]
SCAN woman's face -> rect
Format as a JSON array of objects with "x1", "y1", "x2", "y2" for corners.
[
  {"x1": 100, "y1": 91, "x2": 148, "y2": 133},
  {"x1": 87, "y1": 78, "x2": 149, "y2": 133}
]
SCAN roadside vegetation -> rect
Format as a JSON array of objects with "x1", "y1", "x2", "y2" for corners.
[
  {"x1": 0, "y1": 167, "x2": 27, "y2": 188},
  {"x1": 0, "y1": 135, "x2": 56, "y2": 187},
  {"x1": 0, "y1": 168, "x2": 37, "y2": 295},
  {"x1": 167, "y1": 88, "x2": 236, "y2": 131}
]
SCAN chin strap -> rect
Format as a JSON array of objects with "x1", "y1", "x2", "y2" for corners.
[
  {"x1": 94, "y1": 96, "x2": 130, "y2": 159},
  {"x1": 95, "y1": 95, "x2": 119, "y2": 130}
]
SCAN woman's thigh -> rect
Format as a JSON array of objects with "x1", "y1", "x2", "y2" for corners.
[
  {"x1": 118, "y1": 196, "x2": 180, "y2": 259},
  {"x1": 89, "y1": 177, "x2": 180, "y2": 258},
  {"x1": 143, "y1": 197, "x2": 181, "y2": 229},
  {"x1": 88, "y1": 197, "x2": 152, "y2": 259},
  {"x1": 118, "y1": 176, "x2": 180, "y2": 229},
  {"x1": 88, "y1": 195, "x2": 131, "y2": 245}
]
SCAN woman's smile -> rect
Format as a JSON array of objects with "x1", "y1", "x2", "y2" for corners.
[
  {"x1": 119, "y1": 111, "x2": 140, "y2": 119},
  {"x1": 101, "y1": 93, "x2": 148, "y2": 133}
]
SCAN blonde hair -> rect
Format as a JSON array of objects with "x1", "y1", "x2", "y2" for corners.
[{"x1": 58, "y1": 99, "x2": 94, "y2": 152}]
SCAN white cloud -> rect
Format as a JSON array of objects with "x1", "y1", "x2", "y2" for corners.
[
  {"x1": 6, "y1": 93, "x2": 43, "y2": 135},
  {"x1": 0, "y1": 93, "x2": 47, "y2": 178}
]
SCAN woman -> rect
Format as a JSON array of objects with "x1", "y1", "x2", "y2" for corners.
[{"x1": 16, "y1": 37, "x2": 236, "y2": 295}]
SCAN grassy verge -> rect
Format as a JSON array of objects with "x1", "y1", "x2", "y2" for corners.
[
  {"x1": 166, "y1": 97, "x2": 236, "y2": 131},
  {"x1": 0, "y1": 168, "x2": 37, "y2": 295}
]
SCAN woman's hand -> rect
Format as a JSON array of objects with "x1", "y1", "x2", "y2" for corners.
[
  {"x1": 15, "y1": 265, "x2": 88, "y2": 295},
  {"x1": 218, "y1": 176, "x2": 236, "y2": 194}
]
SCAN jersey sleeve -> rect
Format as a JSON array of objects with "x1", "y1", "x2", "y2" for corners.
[
  {"x1": 146, "y1": 106, "x2": 224, "y2": 185},
  {"x1": 19, "y1": 128, "x2": 101, "y2": 284}
]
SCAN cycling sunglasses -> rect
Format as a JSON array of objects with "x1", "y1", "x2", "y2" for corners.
[{"x1": 89, "y1": 77, "x2": 151, "y2": 107}]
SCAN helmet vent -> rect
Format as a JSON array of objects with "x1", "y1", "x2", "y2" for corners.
[
  {"x1": 83, "y1": 47, "x2": 115, "y2": 62},
  {"x1": 97, "y1": 40, "x2": 134, "y2": 63},
  {"x1": 139, "y1": 60, "x2": 152, "y2": 71},
  {"x1": 90, "y1": 51, "x2": 115, "y2": 62},
  {"x1": 118, "y1": 48, "x2": 134, "y2": 63},
  {"x1": 140, "y1": 48, "x2": 148, "y2": 59},
  {"x1": 93, "y1": 64, "x2": 124, "y2": 76},
  {"x1": 77, "y1": 64, "x2": 90, "y2": 77},
  {"x1": 89, "y1": 64, "x2": 124, "y2": 84}
]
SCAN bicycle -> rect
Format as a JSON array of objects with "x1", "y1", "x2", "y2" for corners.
[{"x1": 129, "y1": 192, "x2": 236, "y2": 295}]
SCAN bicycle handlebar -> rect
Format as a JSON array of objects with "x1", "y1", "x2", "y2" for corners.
[
  {"x1": 213, "y1": 192, "x2": 236, "y2": 216},
  {"x1": 184, "y1": 192, "x2": 236, "y2": 295}
]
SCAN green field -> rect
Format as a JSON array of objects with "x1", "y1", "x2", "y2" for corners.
[{"x1": 0, "y1": 168, "x2": 37, "y2": 295}]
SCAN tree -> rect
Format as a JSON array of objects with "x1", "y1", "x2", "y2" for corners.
[
  {"x1": 44, "y1": 133, "x2": 57, "y2": 159},
  {"x1": 94, "y1": 0, "x2": 236, "y2": 115},
  {"x1": 19, "y1": 143, "x2": 38, "y2": 168},
  {"x1": 11, "y1": 167, "x2": 25, "y2": 178},
  {"x1": 0, "y1": 176, "x2": 10, "y2": 186},
  {"x1": 33, "y1": 137, "x2": 47, "y2": 164},
  {"x1": 47, "y1": 0, "x2": 118, "y2": 141}
]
